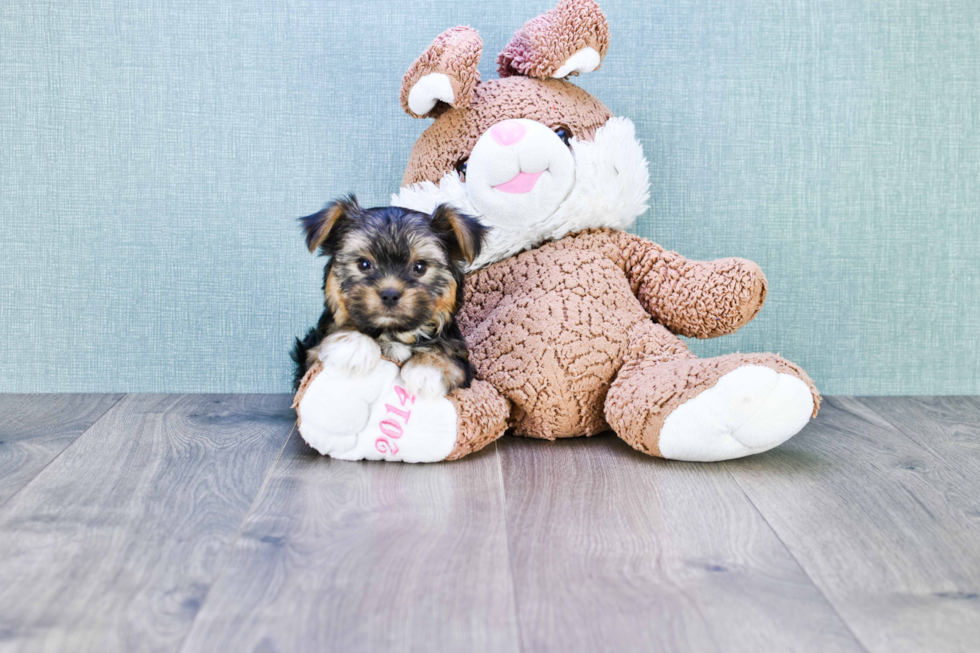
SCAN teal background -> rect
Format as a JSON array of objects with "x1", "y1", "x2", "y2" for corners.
[{"x1": 1, "y1": 0, "x2": 978, "y2": 394}]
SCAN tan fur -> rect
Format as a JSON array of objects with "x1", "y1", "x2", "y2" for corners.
[
  {"x1": 433, "y1": 277, "x2": 458, "y2": 330},
  {"x1": 324, "y1": 272, "x2": 348, "y2": 326},
  {"x1": 307, "y1": 202, "x2": 348, "y2": 253},
  {"x1": 395, "y1": 287, "x2": 428, "y2": 320},
  {"x1": 354, "y1": 285, "x2": 387, "y2": 316},
  {"x1": 441, "y1": 211, "x2": 480, "y2": 263},
  {"x1": 379, "y1": 277, "x2": 407, "y2": 294}
]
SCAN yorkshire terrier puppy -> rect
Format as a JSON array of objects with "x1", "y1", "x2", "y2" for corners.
[{"x1": 291, "y1": 195, "x2": 487, "y2": 399}]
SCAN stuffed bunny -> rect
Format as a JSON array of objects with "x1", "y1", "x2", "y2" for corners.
[{"x1": 293, "y1": 0, "x2": 819, "y2": 463}]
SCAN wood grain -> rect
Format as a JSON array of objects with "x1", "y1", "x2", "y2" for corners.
[
  {"x1": 0, "y1": 394, "x2": 294, "y2": 653},
  {"x1": 2, "y1": 394, "x2": 978, "y2": 652},
  {"x1": 180, "y1": 434, "x2": 520, "y2": 653},
  {"x1": 726, "y1": 397, "x2": 980, "y2": 653},
  {"x1": 0, "y1": 394, "x2": 123, "y2": 506},
  {"x1": 854, "y1": 396, "x2": 980, "y2": 480},
  {"x1": 498, "y1": 433, "x2": 863, "y2": 653}
]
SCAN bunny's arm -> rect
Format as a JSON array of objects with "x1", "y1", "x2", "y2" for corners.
[{"x1": 568, "y1": 229, "x2": 768, "y2": 339}]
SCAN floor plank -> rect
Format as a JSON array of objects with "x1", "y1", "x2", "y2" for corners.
[
  {"x1": 498, "y1": 434, "x2": 863, "y2": 653},
  {"x1": 180, "y1": 434, "x2": 520, "y2": 653},
  {"x1": 0, "y1": 394, "x2": 123, "y2": 506},
  {"x1": 2, "y1": 394, "x2": 976, "y2": 651},
  {"x1": 725, "y1": 397, "x2": 980, "y2": 653},
  {"x1": 853, "y1": 396, "x2": 980, "y2": 481},
  {"x1": 0, "y1": 394, "x2": 294, "y2": 653}
]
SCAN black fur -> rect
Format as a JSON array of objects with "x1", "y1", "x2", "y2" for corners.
[{"x1": 291, "y1": 197, "x2": 486, "y2": 391}]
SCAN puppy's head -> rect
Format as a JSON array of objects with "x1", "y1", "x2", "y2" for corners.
[{"x1": 300, "y1": 195, "x2": 486, "y2": 337}]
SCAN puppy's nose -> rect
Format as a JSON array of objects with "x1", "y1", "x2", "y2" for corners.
[
  {"x1": 379, "y1": 288, "x2": 401, "y2": 307},
  {"x1": 490, "y1": 120, "x2": 526, "y2": 146}
]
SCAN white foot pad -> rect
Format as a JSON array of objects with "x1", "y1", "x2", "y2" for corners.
[
  {"x1": 296, "y1": 360, "x2": 459, "y2": 463},
  {"x1": 658, "y1": 365, "x2": 814, "y2": 462}
]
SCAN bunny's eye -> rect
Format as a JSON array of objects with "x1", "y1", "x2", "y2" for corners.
[
  {"x1": 454, "y1": 159, "x2": 468, "y2": 179},
  {"x1": 555, "y1": 127, "x2": 572, "y2": 147}
]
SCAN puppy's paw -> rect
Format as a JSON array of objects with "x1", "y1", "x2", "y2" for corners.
[
  {"x1": 400, "y1": 360, "x2": 450, "y2": 401},
  {"x1": 319, "y1": 331, "x2": 381, "y2": 376}
]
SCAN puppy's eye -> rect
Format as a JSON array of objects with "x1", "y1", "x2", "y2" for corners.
[
  {"x1": 412, "y1": 261, "x2": 428, "y2": 276},
  {"x1": 454, "y1": 159, "x2": 468, "y2": 179},
  {"x1": 555, "y1": 127, "x2": 572, "y2": 147},
  {"x1": 357, "y1": 259, "x2": 372, "y2": 272}
]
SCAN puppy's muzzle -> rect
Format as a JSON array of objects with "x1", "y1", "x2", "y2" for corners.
[{"x1": 379, "y1": 288, "x2": 402, "y2": 308}]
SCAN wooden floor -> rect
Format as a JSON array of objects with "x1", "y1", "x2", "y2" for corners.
[{"x1": 0, "y1": 395, "x2": 978, "y2": 652}]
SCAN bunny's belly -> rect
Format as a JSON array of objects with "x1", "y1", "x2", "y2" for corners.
[{"x1": 459, "y1": 241, "x2": 655, "y2": 439}]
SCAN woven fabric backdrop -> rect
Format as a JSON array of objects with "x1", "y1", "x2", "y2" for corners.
[{"x1": 1, "y1": 0, "x2": 978, "y2": 394}]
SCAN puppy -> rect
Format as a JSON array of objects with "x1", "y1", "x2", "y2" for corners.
[{"x1": 291, "y1": 195, "x2": 487, "y2": 400}]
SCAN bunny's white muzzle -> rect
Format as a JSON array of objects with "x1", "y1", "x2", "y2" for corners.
[{"x1": 464, "y1": 119, "x2": 575, "y2": 229}]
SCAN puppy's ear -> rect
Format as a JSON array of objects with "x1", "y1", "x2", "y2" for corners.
[
  {"x1": 430, "y1": 204, "x2": 487, "y2": 265},
  {"x1": 299, "y1": 194, "x2": 360, "y2": 254}
]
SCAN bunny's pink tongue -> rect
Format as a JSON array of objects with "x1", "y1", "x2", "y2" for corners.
[{"x1": 494, "y1": 170, "x2": 543, "y2": 194}]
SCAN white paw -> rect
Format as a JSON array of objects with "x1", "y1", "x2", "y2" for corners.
[
  {"x1": 400, "y1": 362, "x2": 450, "y2": 400},
  {"x1": 297, "y1": 361, "x2": 460, "y2": 463},
  {"x1": 332, "y1": 377, "x2": 458, "y2": 463},
  {"x1": 296, "y1": 361, "x2": 396, "y2": 457},
  {"x1": 319, "y1": 331, "x2": 381, "y2": 376},
  {"x1": 659, "y1": 365, "x2": 814, "y2": 462}
]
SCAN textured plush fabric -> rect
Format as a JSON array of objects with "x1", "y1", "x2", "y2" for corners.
[
  {"x1": 292, "y1": 356, "x2": 509, "y2": 460},
  {"x1": 497, "y1": 0, "x2": 610, "y2": 79},
  {"x1": 551, "y1": 230, "x2": 769, "y2": 339},
  {"x1": 455, "y1": 228, "x2": 819, "y2": 448},
  {"x1": 444, "y1": 379, "x2": 511, "y2": 460},
  {"x1": 1, "y1": 0, "x2": 978, "y2": 394},
  {"x1": 293, "y1": 227, "x2": 818, "y2": 459},
  {"x1": 291, "y1": 359, "x2": 323, "y2": 431},
  {"x1": 395, "y1": 116, "x2": 650, "y2": 271},
  {"x1": 402, "y1": 77, "x2": 611, "y2": 187},
  {"x1": 606, "y1": 349, "x2": 818, "y2": 456},
  {"x1": 400, "y1": 26, "x2": 483, "y2": 119}
]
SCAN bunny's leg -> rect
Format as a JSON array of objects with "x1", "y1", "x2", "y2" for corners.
[
  {"x1": 604, "y1": 321, "x2": 819, "y2": 461},
  {"x1": 293, "y1": 363, "x2": 510, "y2": 463},
  {"x1": 444, "y1": 380, "x2": 512, "y2": 460}
]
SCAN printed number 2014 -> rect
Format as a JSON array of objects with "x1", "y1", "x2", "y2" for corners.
[{"x1": 375, "y1": 385, "x2": 416, "y2": 455}]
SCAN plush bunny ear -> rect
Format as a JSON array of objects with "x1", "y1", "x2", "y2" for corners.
[
  {"x1": 400, "y1": 26, "x2": 483, "y2": 119},
  {"x1": 497, "y1": 0, "x2": 610, "y2": 80}
]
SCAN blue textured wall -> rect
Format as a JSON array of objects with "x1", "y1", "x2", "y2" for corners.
[{"x1": 1, "y1": 0, "x2": 978, "y2": 394}]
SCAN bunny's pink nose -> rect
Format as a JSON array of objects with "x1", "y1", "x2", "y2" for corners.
[{"x1": 490, "y1": 120, "x2": 526, "y2": 146}]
